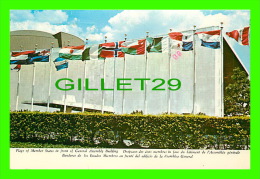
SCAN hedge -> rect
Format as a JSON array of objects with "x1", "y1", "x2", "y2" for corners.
[{"x1": 10, "y1": 112, "x2": 250, "y2": 149}]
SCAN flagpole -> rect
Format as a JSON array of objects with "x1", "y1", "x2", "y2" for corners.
[
  {"x1": 101, "y1": 36, "x2": 107, "y2": 114},
  {"x1": 15, "y1": 46, "x2": 23, "y2": 111},
  {"x1": 144, "y1": 31, "x2": 149, "y2": 115},
  {"x1": 220, "y1": 22, "x2": 224, "y2": 117},
  {"x1": 15, "y1": 69, "x2": 20, "y2": 111},
  {"x1": 167, "y1": 29, "x2": 172, "y2": 114},
  {"x1": 81, "y1": 39, "x2": 88, "y2": 113},
  {"x1": 31, "y1": 44, "x2": 37, "y2": 111},
  {"x1": 47, "y1": 42, "x2": 54, "y2": 112},
  {"x1": 121, "y1": 34, "x2": 127, "y2": 114},
  {"x1": 112, "y1": 52, "x2": 117, "y2": 113},
  {"x1": 64, "y1": 40, "x2": 70, "y2": 113},
  {"x1": 192, "y1": 25, "x2": 197, "y2": 114},
  {"x1": 64, "y1": 67, "x2": 68, "y2": 113}
]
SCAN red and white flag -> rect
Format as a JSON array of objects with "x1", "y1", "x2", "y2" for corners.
[
  {"x1": 226, "y1": 26, "x2": 250, "y2": 45},
  {"x1": 100, "y1": 41, "x2": 125, "y2": 58}
]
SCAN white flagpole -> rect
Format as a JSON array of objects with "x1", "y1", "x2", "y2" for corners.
[
  {"x1": 192, "y1": 25, "x2": 197, "y2": 114},
  {"x1": 15, "y1": 46, "x2": 23, "y2": 111},
  {"x1": 112, "y1": 55, "x2": 116, "y2": 113},
  {"x1": 31, "y1": 44, "x2": 37, "y2": 111},
  {"x1": 15, "y1": 66, "x2": 21, "y2": 111},
  {"x1": 64, "y1": 67, "x2": 68, "y2": 113},
  {"x1": 220, "y1": 22, "x2": 224, "y2": 117},
  {"x1": 144, "y1": 32, "x2": 149, "y2": 115},
  {"x1": 121, "y1": 34, "x2": 127, "y2": 114},
  {"x1": 63, "y1": 40, "x2": 70, "y2": 113},
  {"x1": 167, "y1": 29, "x2": 172, "y2": 114},
  {"x1": 47, "y1": 42, "x2": 54, "y2": 112},
  {"x1": 101, "y1": 60, "x2": 106, "y2": 114},
  {"x1": 81, "y1": 39, "x2": 88, "y2": 113},
  {"x1": 101, "y1": 36, "x2": 107, "y2": 114}
]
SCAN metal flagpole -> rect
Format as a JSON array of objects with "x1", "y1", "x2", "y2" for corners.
[
  {"x1": 167, "y1": 29, "x2": 172, "y2": 114},
  {"x1": 64, "y1": 40, "x2": 70, "y2": 113},
  {"x1": 112, "y1": 49, "x2": 117, "y2": 113},
  {"x1": 64, "y1": 68, "x2": 68, "y2": 113},
  {"x1": 81, "y1": 39, "x2": 88, "y2": 113},
  {"x1": 220, "y1": 22, "x2": 224, "y2": 117},
  {"x1": 192, "y1": 25, "x2": 197, "y2": 114},
  {"x1": 15, "y1": 69, "x2": 21, "y2": 111},
  {"x1": 31, "y1": 44, "x2": 37, "y2": 111},
  {"x1": 121, "y1": 34, "x2": 127, "y2": 114},
  {"x1": 101, "y1": 36, "x2": 107, "y2": 114},
  {"x1": 47, "y1": 42, "x2": 54, "y2": 112},
  {"x1": 15, "y1": 45, "x2": 23, "y2": 111},
  {"x1": 144, "y1": 31, "x2": 149, "y2": 115}
]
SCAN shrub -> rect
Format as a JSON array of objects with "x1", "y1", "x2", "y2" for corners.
[{"x1": 10, "y1": 112, "x2": 250, "y2": 149}]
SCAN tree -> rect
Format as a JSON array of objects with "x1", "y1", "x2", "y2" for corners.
[{"x1": 224, "y1": 67, "x2": 250, "y2": 116}]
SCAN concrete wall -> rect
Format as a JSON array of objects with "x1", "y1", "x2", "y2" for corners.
[{"x1": 10, "y1": 26, "x2": 226, "y2": 116}]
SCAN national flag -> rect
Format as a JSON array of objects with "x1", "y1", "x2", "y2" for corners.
[
  {"x1": 99, "y1": 41, "x2": 125, "y2": 58},
  {"x1": 11, "y1": 64, "x2": 21, "y2": 71},
  {"x1": 10, "y1": 50, "x2": 35, "y2": 64},
  {"x1": 59, "y1": 45, "x2": 85, "y2": 60},
  {"x1": 82, "y1": 44, "x2": 102, "y2": 60},
  {"x1": 121, "y1": 39, "x2": 146, "y2": 55},
  {"x1": 55, "y1": 45, "x2": 84, "y2": 71},
  {"x1": 196, "y1": 30, "x2": 220, "y2": 49},
  {"x1": 146, "y1": 37, "x2": 168, "y2": 53},
  {"x1": 53, "y1": 57, "x2": 68, "y2": 71},
  {"x1": 27, "y1": 49, "x2": 50, "y2": 63},
  {"x1": 168, "y1": 32, "x2": 193, "y2": 51},
  {"x1": 226, "y1": 26, "x2": 249, "y2": 45}
]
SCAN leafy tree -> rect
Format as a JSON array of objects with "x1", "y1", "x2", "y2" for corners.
[{"x1": 224, "y1": 67, "x2": 250, "y2": 116}]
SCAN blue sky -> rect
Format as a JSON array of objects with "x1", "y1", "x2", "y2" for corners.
[{"x1": 10, "y1": 10, "x2": 250, "y2": 72}]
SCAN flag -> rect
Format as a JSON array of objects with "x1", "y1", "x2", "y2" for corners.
[
  {"x1": 10, "y1": 50, "x2": 35, "y2": 64},
  {"x1": 146, "y1": 37, "x2": 168, "y2": 53},
  {"x1": 196, "y1": 30, "x2": 220, "y2": 49},
  {"x1": 82, "y1": 44, "x2": 102, "y2": 60},
  {"x1": 99, "y1": 41, "x2": 125, "y2": 58},
  {"x1": 59, "y1": 45, "x2": 85, "y2": 60},
  {"x1": 121, "y1": 39, "x2": 146, "y2": 55},
  {"x1": 55, "y1": 45, "x2": 84, "y2": 71},
  {"x1": 53, "y1": 57, "x2": 68, "y2": 71},
  {"x1": 27, "y1": 49, "x2": 50, "y2": 63},
  {"x1": 226, "y1": 26, "x2": 249, "y2": 45},
  {"x1": 11, "y1": 64, "x2": 21, "y2": 71},
  {"x1": 168, "y1": 32, "x2": 193, "y2": 51}
]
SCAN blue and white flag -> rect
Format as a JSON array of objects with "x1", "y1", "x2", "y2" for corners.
[
  {"x1": 54, "y1": 57, "x2": 68, "y2": 71},
  {"x1": 196, "y1": 30, "x2": 220, "y2": 49}
]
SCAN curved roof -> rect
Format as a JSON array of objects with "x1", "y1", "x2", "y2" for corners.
[{"x1": 11, "y1": 30, "x2": 56, "y2": 38}]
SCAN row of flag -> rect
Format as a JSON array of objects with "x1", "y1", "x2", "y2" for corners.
[
  {"x1": 10, "y1": 49, "x2": 50, "y2": 71},
  {"x1": 10, "y1": 27, "x2": 249, "y2": 71}
]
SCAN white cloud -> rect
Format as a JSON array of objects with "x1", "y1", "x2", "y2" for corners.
[
  {"x1": 10, "y1": 10, "x2": 34, "y2": 21},
  {"x1": 87, "y1": 33, "x2": 104, "y2": 42},
  {"x1": 10, "y1": 10, "x2": 84, "y2": 40},
  {"x1": 86, "y1": 25, "x2": 97, "y2": 33},
  {"x1": 33, "y1": 10, "x2": 68, "y2": 24},
  {"x1": 10, "y1": 20, "x2": 83, "y2": 39},
  {"x1": 86, "y1": 10, "x2": 250, "y2": 43},
  {"x1": 10, "y1": 10, "x2": 250, "y2": 46}
]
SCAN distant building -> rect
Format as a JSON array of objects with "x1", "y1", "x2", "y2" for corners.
[{"x1": 10, "y1": 30, "x2": 84, "y2": 51}]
